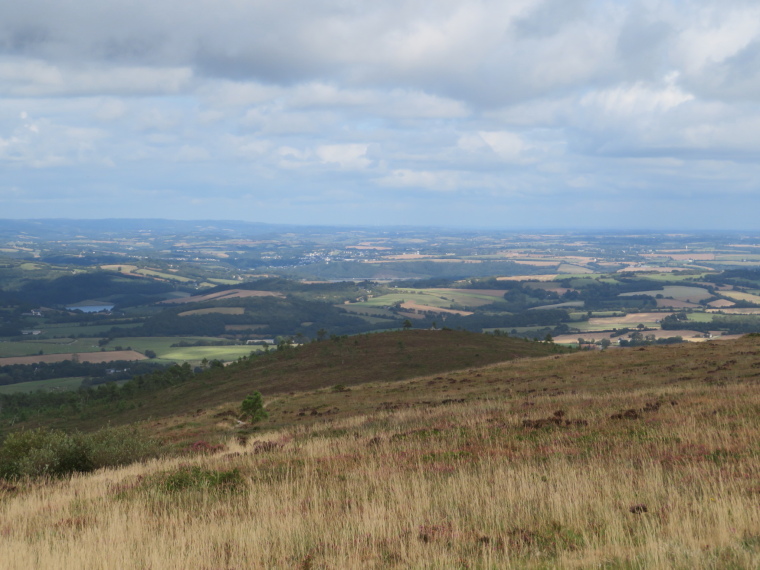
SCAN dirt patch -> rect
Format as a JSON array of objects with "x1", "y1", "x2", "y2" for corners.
[{"x1": 0, "y1": 351, "x2": 147, "y2": 366}]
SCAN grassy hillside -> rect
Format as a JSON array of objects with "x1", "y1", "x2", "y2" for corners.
[
  {"x1": 12, "y1": 330, "x2": 565, "y2": 433},
  {"x1": 1, "y1": 335, "x2": 759, "y2": 567}
]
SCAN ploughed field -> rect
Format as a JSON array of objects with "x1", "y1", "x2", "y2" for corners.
[{"x1": 1, "y1": 335, "x2": 760, "y2": 568}]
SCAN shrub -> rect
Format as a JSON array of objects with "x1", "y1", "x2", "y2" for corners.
[
  {"x1": 158, "y1": 465, "x2": 244, "y2": 494},
  {"x1": 0, "y1": 429, "x2": 92, "y2": 479},
  {"x1": 86, "y1": 425, "x2": 163, "y2": 469},
  {"x1": 241, "y1": 392, "x2": 268, "y2": 423},
  {"x1": 0, "y1": 426, "x2": 164, "y2": 480}
]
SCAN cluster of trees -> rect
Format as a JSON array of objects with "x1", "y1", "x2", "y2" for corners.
[
  {"x1": 0, "y1": 360, "x2": 168, "y2": 386},
  {"x1": 618, "y1": 334, "x2": 684, "y2": 347},
  {"x1": 0, "y1": 362, "x2": 198, "y2": 422},
  {"x1": 661, "y1": 312, "x2": 760, "y2": 335},
  {"x1": 704, "y1": 269, "x2": 760, "y2": 289},
  {"x1": 440, "y1": 308, "x2": 572, "y2": 333},
  {"x1": 16, "y1": 272, "x2": 175, "y2": 307}
]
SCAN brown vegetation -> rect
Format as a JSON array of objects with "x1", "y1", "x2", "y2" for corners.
[
  {"x1": 3, "y1": 335, "x2": 760, "y2": 567},
  {"x1": 0, "y1": 350, "x2": 146, "y2": 366}
]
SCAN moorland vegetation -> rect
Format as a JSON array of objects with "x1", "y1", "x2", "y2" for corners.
[{"x1": 0, "y1": 331, "x2": 759, "y2": 568}]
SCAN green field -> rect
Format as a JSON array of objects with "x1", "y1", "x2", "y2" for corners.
[
  {"x1": 687, "y1": 312, "x2": 715, "y2": 323},
  {"x1": 103, "y1": 336, "x2": 266, "y2": 363},
  {"x1": 135, "y1": 269, "x2": 195, "y2": 282},
  {"x1": 354, "y1": 288, "x2": 504, "y2": 311},
  {"x1": 0, "y1": 338, "x2": 104, "y2": 358},
  {"x1": 635, "y1": 272, "x2": 710, "y2": 282},
  {"x1": 158, "y1": 345, "x2": 265, "y2": 362},
  {"x1": 620, "y1": 285, "x2": 712, "y2": 302},
  {"x1": 41, "y1": 322, "x2": 141, "y2": 337},
  {"x1": 356, "y1": 292, "x2": 450, "y2": 308},
  {"x1": 0, "y1": 336, "x2": 267, "y2": 363},
  {"x1": 0, "y1": 377, "x2": 86, "y2": 394}
]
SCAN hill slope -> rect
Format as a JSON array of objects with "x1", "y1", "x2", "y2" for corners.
[
  {"x1": 13, "y1": 330, "x2": 565, "y2": 432},
  {"x1": 2, "y1": 336, "x2": 760, "y2": 568}
]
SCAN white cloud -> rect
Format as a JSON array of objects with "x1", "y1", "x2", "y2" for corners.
[
  {"x1": 316, "y1": 144, "x2": 371, "y2": 170},
  {"x1": 674, "y1": 7, "x2": 760, "y2": 73},
  {"x1": 375, "y1": 169, "x2": 460, "y2": 192},
  {"x1": 581, "y1": 75, "x2": 694, "y2": 116},
  {"x1": 0, "y1": 58, "x2": 192, "y2": 97}
]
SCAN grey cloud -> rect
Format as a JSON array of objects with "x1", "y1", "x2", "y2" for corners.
[{"x1": 513, "y1": 0, "x2": 592, "y2": 38}]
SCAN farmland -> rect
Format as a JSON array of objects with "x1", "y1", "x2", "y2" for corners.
[
  {"x1": 2, "y1": 220, "x2": 760, "y2": 395},
  {"x1": 0, "y1": 376, "x2": 86, "y2": 394},
  {"x1": 0, "y1": 350, "x2": 146, "y2": 366},
  {"x1": 619, "y1": 285, "x2": 713, "y2": 302}
]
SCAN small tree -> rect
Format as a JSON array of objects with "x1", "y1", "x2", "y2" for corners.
[
  {"x1": 402, "y1": 319, "x2": 412, "y2": 330},
  {"x1": 241, "y1": 392, "x2": 268, "y2": 423}
]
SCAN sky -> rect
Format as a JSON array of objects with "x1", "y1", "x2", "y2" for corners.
[{"x1": 1, "y1": 0, "x2": 760, "y2": 230}]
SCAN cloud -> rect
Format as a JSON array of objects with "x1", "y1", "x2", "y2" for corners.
[
  {"x1": 315, "y1": 144, "x2": 371, "y2": 170},
  {"x1": 0, "y1": 58, "x2": 192, "y2": 97},
  {"x1": 375, "y1": 169, "x2": 462, "y2": 192},
  {"x1": 1, "y1": 0, "x2": 760, "y2": 229}
]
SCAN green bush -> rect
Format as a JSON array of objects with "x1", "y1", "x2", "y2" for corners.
[
  {"x1": 86, "y1": 425, "x2": 163, "y2": 469},
  {"x1": 0, "y1": 429, "x2": 92, "y2": 479},
  {"x1": 0, "y1": 426, "x2": 164, "y2": 480},
  {"x1": 241, "y1": 391, "x2": 268, "y2": 423},
  {"x1": 159, "y1": 465, "x2": 244, "y2": 494}
]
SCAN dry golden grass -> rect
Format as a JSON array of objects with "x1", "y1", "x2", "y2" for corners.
[{"x1": 3, "y1": 350, "x2": 760, "y2": 568}]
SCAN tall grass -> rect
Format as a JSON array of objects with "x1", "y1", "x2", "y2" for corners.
[{"x1": 1, "y1": 376, "x2": 759, "y2": 568}]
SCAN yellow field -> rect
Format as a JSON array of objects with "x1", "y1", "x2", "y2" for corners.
[
  {"x1": 722, "y1": 291, "x2": 760, "y2": 304},
  {"x1": 497, "y1": 274, "x2": 559, "y2": 282},
  {"x1": 400, "y1": 301, "x2": 473, "y2": 316},
  {"x1": 708, "y1": 308, "x2": 760, "y2": 315}
]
